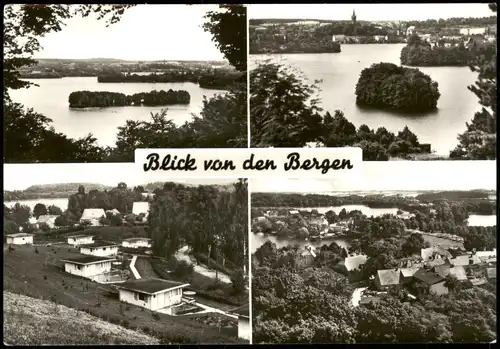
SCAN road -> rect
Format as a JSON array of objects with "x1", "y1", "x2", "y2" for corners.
[{"x1": 175, "y1": 246, "x2": 231, "y2": 284}]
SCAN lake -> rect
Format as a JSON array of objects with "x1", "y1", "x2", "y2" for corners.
[
  {"x1": 5, "y1": 198, "x2": 69, "y2": 212},
  {"x1": 468, "y1": 214, "x2": 497, "y2": 227},
  {"x1": 250, "y1": 44, "x2": 480, "y2": 155},
  {"x1": 10, "y1": 77, "x2": 226, "y2": 147}
]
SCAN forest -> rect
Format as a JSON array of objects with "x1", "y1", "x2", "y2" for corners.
[
  {"x1": 252, "y1": 240, "x2": 497, "y2": 343},
  {"x1": 355, "y1": 63, "x2": 440, "y2": 112},
  {"x1": 252, "y1": 191, "x2": 497, "y2": 215},
  {"x1": 4, "y1": 4, "x2": 247, "y2": 163},
  {"x1": 97, "y1": 69, "x2": 242, "y2": 90},
  {"x1": 68, "y1": 90, "x2": 191, "y2": 108},
  {"x1": 400, "y1": 34, "x2": 473, "y2": 66}
]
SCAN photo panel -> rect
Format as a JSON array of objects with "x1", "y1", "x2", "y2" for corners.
[
  {"x1": 4, "y1": 4, "x2": 248, "y2": 163},
  {"x1": 3, "y1": 163, "x2": 250, "y2": 345},
  {"x1": 248, "y1": 3, "x2": 497, "y2": 161},
  {"x1": 250, "y1": 160, "x2": 497, "y2": 343}
]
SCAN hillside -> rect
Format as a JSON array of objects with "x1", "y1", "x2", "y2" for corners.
[{"x1": 4, "y1": 292, "x2": 159, "y2": 345}]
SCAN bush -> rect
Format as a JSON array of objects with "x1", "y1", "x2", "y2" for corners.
[{"x1": 172, "y1": 260, "x2": 194, "y2": 279}]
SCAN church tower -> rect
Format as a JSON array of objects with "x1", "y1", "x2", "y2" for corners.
[{"x1": 351, "y1": 9, "x2": 357, "y2": 35}]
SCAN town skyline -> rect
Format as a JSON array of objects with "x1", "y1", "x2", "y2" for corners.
[
  {"x1": 249, "y1": 3, "x2": 495, "y2": 21},
  {"x1": 27, "y1": 4, "x2": 226, "y2": 61},
  {"x1": 3, "y1": 164, "x2": 236, "y2": 191}
]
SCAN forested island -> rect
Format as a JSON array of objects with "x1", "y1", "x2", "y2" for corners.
[
  {"x1": 68, "y1": 89, "x2": 190, "y2": 108},
  {"x1": 355, "y1": 63, "x2": 440, "y2": 112},
  {"x1": 97, "y1": 70, "x2": 242, "y2": 90},
  {"x1": 400, "y1": 34, "x2": 473, "y2": 66}
]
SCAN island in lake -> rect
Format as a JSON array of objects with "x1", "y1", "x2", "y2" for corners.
[{"x1": 68, "y1": 90, "x2": 191, "y2": 108}]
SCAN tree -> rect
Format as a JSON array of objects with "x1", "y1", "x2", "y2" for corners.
[
  {"x1": 230, "y1": 269, "x2": 247, "y2": 295},
  {"x1": 110, "y1": 214, "x2": 123, "y2": 227},
  {"x1": 47, "y1": 205, "x2": 63, "y2": 216},
  {"x1": 450, "y1": 3, "x2": 497, "y2": 160},
  {"x1": 33, "y1": 203, "x2": 48, "y2": 219},
  {"x1": 10, "y1": 203, "x2": 31, "y2": 226},
  {"x1": 54, "y1": 215, "x2": 69, "y2": 227},
  {"x1": 202, "y1": 5, "x2": 246, "y2": 72}
]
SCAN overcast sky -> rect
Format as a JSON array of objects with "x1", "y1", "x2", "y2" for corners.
[
  {"x1": 253, "y1": 161, "x2": 496, "y2": 193},
  {"x1": 3, "y1": 164, "x2": 236, "y2": 191},
  {"x1": 32, "y1": 5, "x2": 226, "y2": 61},
  {"x1": 249, "y1": 3, "x2": 494, "y2": 21}
]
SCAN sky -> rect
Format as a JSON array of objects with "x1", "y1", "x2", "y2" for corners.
[
  {"x1": 32, "y1": 5, "x2": 226, "y2": 61},
  {"x1": 253, "y1": 161, "x2": 497, "y2": 193},
  {"x1": 249, "y1": 3, "x2": 495, "y2": 21},
  {"x1": 3, "y1": 164, "x2": 236, "y2": 191}
]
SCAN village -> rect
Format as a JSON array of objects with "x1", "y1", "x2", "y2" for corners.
[
  {"x1": 4, "y1": 193, "x2": 250, "y2": 344},
  {"x1": 251, "y1": 196, "x2": 496, "y2": 310}
]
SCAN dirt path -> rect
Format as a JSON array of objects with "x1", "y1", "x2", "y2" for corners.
[{"x1": 175, "y1": 246, "x2": 231, "y2": 284}]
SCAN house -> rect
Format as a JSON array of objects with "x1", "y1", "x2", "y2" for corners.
[
  {"x1": 132, "y1": 202, "x2": 150, "y2": 217},
  {"x1": 400, "y1": 267, "x2": 419, "y2": 284},
  {"x1": 475, "y1": 249, "x2": 496, "y2": 259},
  {"x1": 61, "y1": 255, "x2": 115, "y2": 282},
  {"x1": 297, "y1": 248, "x2": 316, "y2": 269},
  {"x1": 122, "y1": 238, "x2": 152, "y2": 249},
  {"x1": 449, "y1": 266, "x2": 468, "y2": 281},
  {"x1": 412, "y1": 268, "x2": 448, "y2": 295},
  {"x1": 421, "y1": 247, "x2": 452, "y2": 266},
  {"x1": 486, "y1": 267, "x2": 496, "y2": 280},
  {"x1": 6, "y1": 233, "x2": 34, "y2": 245},
  {"x1": 106, "y1": 209, "x2": 120, "y2": 216},
  {"x1": 37, "y1": 215, "x2": 59, "y2": 229},
  {"x1": 375, "y1": 269, "x2": 401, "y2": 290},
  {"x1": 117, "y1": 278, "x2": 189, "y2": 313},
  {"x1": 79, "y1": 241, "x2": 119, "y2": 257},
  {"x1": 449, "y1": 253, "x2": 471, "y2": 267},
  {"x1": 80, "y1": 208, "x2": 106, "y2": 226},
  {"x1": 67, "y1": 235, "x2": 94, "y2": 246},
  {"x1": 433, "y1": 264, "x2": 451, "y2": 278},
  {"x1": 230, "y1": 304, "x2": 250, "y2": 340}
]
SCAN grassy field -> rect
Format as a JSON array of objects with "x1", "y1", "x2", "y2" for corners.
[
  {"x1": 420, "y1": 234, "x2": 464, "y2": 249},
  {"x1": 3, "y1": 244, "x2": 244, "y2": 344},
  {"x1": 4, "y1": 292, "x2": 159, "y2": 345}
]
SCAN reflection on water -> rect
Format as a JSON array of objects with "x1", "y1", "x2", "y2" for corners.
[{"x1": 468, "y1": 214, "x2": 497, "y2": 227}]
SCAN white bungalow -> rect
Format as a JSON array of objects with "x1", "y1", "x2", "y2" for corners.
[
  {"x1": 230, "y1": 304, "x2": 250, "y2": 340},
  {"x1": 79, "y1": 241, "x2": 120, "y2": 257},
  {"x1": 117, "y1": 278, "x2": 189, "y2": 313},
  {"x1": 80, "y1": 208, "x2": 106, "y2": 226},
  {"x1": 37, "y1": 215, "x2": 59, "y2": 229},
  {"x1": 132, "y1": 202, "x2": 150, "y2": 217},
  {"x1": 122, "y1": 237, "x2": 152, "y2": 249},
  {"x1": 6, "y1": 233, "x2": 34, "y2": 245},
  {"x1": 67, "y1": 235, "x2": 94, "y2": 246},
  {"x1": 61, "y1": 255, "x2": 115, "y2": 282}
]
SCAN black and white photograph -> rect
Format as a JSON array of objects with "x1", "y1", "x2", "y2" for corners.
[
  {"x1": 250, "y1": 161, "x2": 496, "y2": 343},
  {"x1": 3, "y1": 163, "x2": 249, "y2": 344},
  {"x1": 4, "y1": 4, "x2": 247, "y2": 163},
  {"x1": 249, "y1": 3, "x2": 497, "y2": 161}
]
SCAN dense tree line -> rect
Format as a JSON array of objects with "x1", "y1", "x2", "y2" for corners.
[
  {"x1": 97, "y1": 69, "x2": 242, "y2": 90},
  {"x1": 355, "y1": 63, "x2": 440, "y2": 112},
  {"x1": 68, "y1": 89, "x2": 190, "y2": 108},
  {"x1": 406, "y1": 16, "x2": 497, "y2": 30},
  {"x1": 450, "y1": 4, "x2": 497, "y2": 160},
  {"x1": 4, "y1": 4, "x2": 247, "y2": 162},
  {"x1": 250, "y1": 62, "x2": 432, "y2": 160},
  {"x1": 4, "y1": 183, "x2": 113, "y2": 201},
  {"x1": 252, "y1": 242, "x2": 496, "y2": 343},
  {"x1": 252, "y1": 191, "x2": 496, "y2": 215},
  {"x1": 147, "y1": 180, "x2": 248, "y2": 272},
  {"x1": 400, "y1": 34, "x2": 472, "y2": 66}
]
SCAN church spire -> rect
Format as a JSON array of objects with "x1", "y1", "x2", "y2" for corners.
[{"x1": 351, "y1": 9, "x2": 357, "y2": 23}]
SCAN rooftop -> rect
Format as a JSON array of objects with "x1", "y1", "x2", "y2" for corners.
[
  {"x1": 68, "y1": 235, "x2": 94, "y2": 239},
  {"x1": 79, "y1": 241, "x2": 119, "y2": 248},
  {"x1": 344, "y1": 254, "x2": 368, "y2": 272},
  {"x1": 377, "y1": 269, "x2": 400, "y2": 286},
  {"x1": 486, "y1": 267, "x2": 496, "y2": 279},
  {"x1": 7, "y1": 233, "x2": 34, "y2": 237},
  {"x1": 118, "y1": 278, "x2": 189, "y2": 295},
  {"x1": 61, "y1": 255, "x2": 116, "y2": 265},
  {"x1": 230, "y1": 304, "x2": 249, "y2": 318},
  {"x1": 413, "y1": 268, "x2": 444, "y2": 285},
  {"x1": 123, "y1": 238, "x2": 152, "y2": 242}
]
